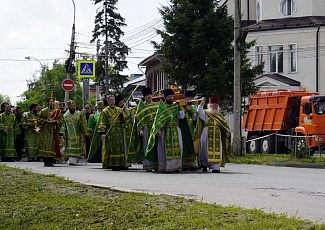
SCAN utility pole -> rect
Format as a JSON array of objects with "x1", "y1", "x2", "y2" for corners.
[
  {"x1": 233, "y1": 0, "x2": 242, "y2": 156},
  {"x1": 65, "y1": 0, "x2": 76, "y2": 108},
  {"x1": 104, "y1": 0, "x2": 109, "y2": 95},
  {"x1": 96, "y1": 39, "x2": 101, "y2": 100}
]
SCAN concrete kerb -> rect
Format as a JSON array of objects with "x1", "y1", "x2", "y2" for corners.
[
  {"x1": 270, "y1": 163, "x2": 325, "y2": 169},
  {"x1": 84, "y1": 183, "x2": 199, "y2": 201}
]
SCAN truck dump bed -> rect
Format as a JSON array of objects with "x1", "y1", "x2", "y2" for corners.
[{"x1": 243, "y1": 90, "x2": 316, "y2": 131}]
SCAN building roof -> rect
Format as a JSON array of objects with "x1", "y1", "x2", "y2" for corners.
[
  {"x1": 248, "y1": 16, "x2": 325, "y2": 32},
  {"x1": 139, "y1": 53, "x2": 164, "y2": 67},
  {"x1": 123, "y1": 75, "x2": 146, "y2": 88},
  {"x1": 255, "y1": 73, "x2": 300, "y2": 86}
]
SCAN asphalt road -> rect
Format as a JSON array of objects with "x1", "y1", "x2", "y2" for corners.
[{"x1": 1, "y1": 160, "x2": 325, "y2": 224}]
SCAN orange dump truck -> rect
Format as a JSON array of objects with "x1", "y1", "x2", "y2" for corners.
[{"x1": 243, "y1": 90, "x2": 325, "y2": 154}]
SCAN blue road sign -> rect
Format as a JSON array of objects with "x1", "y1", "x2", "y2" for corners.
[{"x1": 77, "y1": 60, "x2": 96, "y2": 78}]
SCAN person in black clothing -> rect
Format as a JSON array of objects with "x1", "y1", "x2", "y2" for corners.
[
  {"x1": 0, "y1": 102, "x2": 9, "y2": 114},
  {"x1": 59, "y1": 102, "x2": 66, "y2": 114},
  {"x1": 84, "y1": 104, "x2": 92, "y2": 157},
  {"x1": 14, "y1": 106, "x2": 25, "y2": 160}
]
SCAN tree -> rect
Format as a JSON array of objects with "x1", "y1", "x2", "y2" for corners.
[
  {"x1": 154, "y1": 0, "x2": 263, "y2": 110},
  {"x1": 18, "y1": 60, "x2": 83, "y2": 111},
  {"x1": 0, "y1": 94, "x2": 10, "y2": 105},
  {"x1": 90, "y1": 0, "x2": 129, "y2": 94}
]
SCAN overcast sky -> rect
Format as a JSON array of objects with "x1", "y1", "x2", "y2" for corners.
[{"x1": 1, "y1": 0, "x2": 168, "y2": 104}]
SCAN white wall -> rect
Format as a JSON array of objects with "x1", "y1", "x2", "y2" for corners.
[
  {"x1": 246, "y1": 27, "x2": 325, "y2": 93},
  {"x1": 255, "y1": 0, "x2": 325, "y2": 21},
  {"x1": 312, "y1": 0, "x2": 325, "y2": 16}
]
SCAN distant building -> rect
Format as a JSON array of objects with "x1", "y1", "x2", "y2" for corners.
[{"x1": 138, "y1": 53, "x2": 169, "y2": 96}]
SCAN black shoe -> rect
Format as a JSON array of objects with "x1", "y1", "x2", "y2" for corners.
[
  {"x1": 202, "y1": 166, "x2": 208, "y2": 172},
  {"x1": 189, "y1": 167, "x2": 197, "y2": 171},
  {"x1": 212, "y1": 169, "x2": 220, "y2": 173},
  {"x1": 44, "y1": 163, "x2": 54, "y2": 167}
]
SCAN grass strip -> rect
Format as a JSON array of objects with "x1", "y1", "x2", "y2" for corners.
[
  {"x1": 0, "y1": 164, "x2": 324, "y2": 229},
  {"x1": 230, "y1": 154, "x2": 325, "y2": 165}
]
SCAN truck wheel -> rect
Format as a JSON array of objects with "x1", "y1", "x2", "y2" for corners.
[
  {"x1": 295, "y1": 137, "x2": 315, "y2": 157},
  {"x1": 261, "y1": 136, "x2": 275, "y2": 154},
  {"x1": 248, "y1": 135, "x2": 260, "y2": 154}
]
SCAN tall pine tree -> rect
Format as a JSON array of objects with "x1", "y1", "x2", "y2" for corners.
[
  {"x1": 90, "y1": 0, "x2": 129, "y2": 94},
  {"x1": 155, "y1": 0, "x2": 263, "y2": 110}
]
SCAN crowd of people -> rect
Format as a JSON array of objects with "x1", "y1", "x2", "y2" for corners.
[{"x1": 0, "y1": 88, "x2": 231, "y2": 173}]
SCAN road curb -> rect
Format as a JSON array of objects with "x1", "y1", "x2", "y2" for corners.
[{"x1": 270, "y1": 163, "x2": 325, "y2": 169}]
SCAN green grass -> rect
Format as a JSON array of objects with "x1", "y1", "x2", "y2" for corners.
[
  {"x1": 230, "y1": 153, "x2": 325, "y2": 165},
  {"x1": 1, "y1": 165, "x2": 324, "y2": 229}
]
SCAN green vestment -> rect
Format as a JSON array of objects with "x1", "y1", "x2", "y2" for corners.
[
  {"x1": 21, "y1": 112, "x2": 39, "y2": 157},
  {"x1": 0, "y1": 112, "x2": 20, "y2": 158},
  {"x1": 133, "y1": 100, "x2": 158, "y2": 169},
  {"x1": 61, "y1": 110, "x2": 87, "y2": 158},
  {"x1": 98, "y1": 106, "x2": 128, "y2": 169},
  {"x1": 147, "y1": 101, "x2": 183, "y2": 172},
  {"x1": 178, "y1": 104, "x2": 198, "y2": 169},
  {"x1": 125, "y1": 108, "x2": 142, "y2": 164},
  {"x1": 38, "y1": 108, "x2": 63, "y2": 159},
  {"x1": 87, "y1": 112, "x2": 102, "y2": 163}
]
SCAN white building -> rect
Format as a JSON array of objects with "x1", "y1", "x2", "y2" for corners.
[{"x1": 242, "y1": 0, "x2": 325, "y2": 92}]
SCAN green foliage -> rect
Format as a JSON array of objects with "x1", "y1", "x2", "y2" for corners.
[
  {"x1": 0, "y1": 94, "x2": 10, "y2": 105},
  {"x1": 17, "y1": 60, "x2": 83, "y2": 111},
  {"x1": 87, "y1": 93, "x2": 97, "y2": 107},
  {"x1": 155, "y1": 1, "x2": 264, "y2": 111},
  {"x1": 0, "y1": 165, "x2": 323, "y2": 229},
  {"x1": 90, "y1": 0, "x2": 130, "y2": 95}
]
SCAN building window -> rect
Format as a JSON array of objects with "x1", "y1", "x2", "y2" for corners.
[
  {"x1": 280, "y1": 0, "x2": 296, "y2": 16},
  {"x1": 289, "y1": 44, "x2": 297, "y2": 72},
  {"x1": 256, "y1": 46, "x2": 263, "y2": 65},
  {"x1": 269, "y1": 45, "x2": 283, "y2": 73}
]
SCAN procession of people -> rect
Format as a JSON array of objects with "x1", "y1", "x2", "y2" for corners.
[{"x1": 0, "y1": 88, "x2": 231, "y2": 173}]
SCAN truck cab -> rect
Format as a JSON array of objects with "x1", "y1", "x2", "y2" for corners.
[{"x1": 295, "y1": 95, "x2": 325, "y2": 152}]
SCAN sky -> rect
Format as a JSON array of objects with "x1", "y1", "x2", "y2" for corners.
[{"x1": 1, "y1": 0, "x2": 168, "y2": 105}]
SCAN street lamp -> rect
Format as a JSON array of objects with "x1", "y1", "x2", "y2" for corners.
[{"x1": 25, "y1": 56, "x2": 46, "y2": 106}]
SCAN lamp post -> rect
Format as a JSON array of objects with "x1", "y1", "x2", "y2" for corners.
[
  {"x1": 64, "y1": 0, "x2": 76, "y2": 108},
  {"x1": 25, "y1": 56, "x2": 46, "y2": 106}
]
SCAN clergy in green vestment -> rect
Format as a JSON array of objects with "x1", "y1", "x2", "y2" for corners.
[
  {"x1": 178, "y1": 90, "x2": 198, "y2": 170},
  {"x1": 98, "y1": 95, "x2": 129, "y2": 170},
  {"x1": 194, "y1": 97, "x2": 231, "y2": 173},
  {"x1": 87, "y1": 101, "x2": 105, "y2": 163},
  {"x1": 0, "y1": 104, "x2": 20, "y2": 162},
  {"x1": 115, "y1": 95, "x2": 135, "y2": 167},
  {"x1": 127, "y1": 104, "x2": 143, "y2": 164},
  {"x1": 60, "y1": 100, "x2": 87, "y2": 166},
  {"x1": 21, "y1": 103, "x2": 39, "y2": 160},
  {"x1": 146, "y1": 89, "x2": 185, "y2": 172},
  {"x1": 38, "y1": 97, "x2": 64, "y2": 167},
  {"x1": 133, "y1": 87, "x2": 158, "y2": 171}
]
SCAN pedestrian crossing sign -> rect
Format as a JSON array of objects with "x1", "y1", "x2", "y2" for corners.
[{"x1": 77, "y1": 60, "x2": 96, "y2": 78}]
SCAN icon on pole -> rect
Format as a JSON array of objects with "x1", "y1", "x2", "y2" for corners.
[{"x1": 77, "y1": 60, "x2": 96, "y2": 78}]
